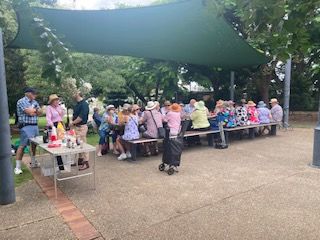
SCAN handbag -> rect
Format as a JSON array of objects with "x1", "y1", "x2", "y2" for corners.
[
  {"x1": 138, "y1": 124, "x2": 147, "y2": 133},
  {"x1": 150, "y1": 111, "x2": 165, "y2": 139}
]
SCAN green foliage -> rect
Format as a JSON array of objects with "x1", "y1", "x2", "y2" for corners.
[{"x1": 1, "y1": 0, "x2": 320, "y2": 115}]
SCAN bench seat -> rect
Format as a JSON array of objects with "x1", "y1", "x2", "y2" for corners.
[{"x1": 128, "y1": 129, "x2": 220, "y2": 144}]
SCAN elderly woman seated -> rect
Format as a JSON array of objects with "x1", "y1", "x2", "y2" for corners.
[
  {"x1": 141, "y1": 101, "x2": 163, "y2": 156},
  {"x1": 116, "y1": 105, "x2": 140, "y2": 161},
  {"x1": 190, "y1": 101, "x2": 210, "y2": 131}
]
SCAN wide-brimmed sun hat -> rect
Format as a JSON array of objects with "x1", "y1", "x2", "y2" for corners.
[
  {"x1": 122, "y1": 103, "x2": 131, "y2": 110},
  {"x1": 269, "y1": 98, "x2": 279, "y2": 104},
  {"x1": 170, "y1": 103, "x2": 181, "y2": 112},
  {"x1": 145, "y1": 101, "x2": 157, "y2": 110},
  {"x1": 216, "y1": 100, "x2": 224, "y2": 107},
  {"x1": 247, "y1": 100, "x2": 256, "y2": 107},
  {"x1": 194, "y1": 101, "x2": 206, "y2": 110},
  {"x1": 241, "y1": 99, "x2": 247, "y2": 104},
  {"x1": 48, "y1": 94, "x2": 59, "y2": 104},
  {"x1": 257, "y1": 101, "x2": 267, "y2": 108},
  {"x1": 106, "y1": 104, "x2": 115, "y2": 110}
]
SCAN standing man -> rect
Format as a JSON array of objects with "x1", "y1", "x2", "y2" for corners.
[
  {"x1": 270, "y1": 98, "x2": 283, "y2": 123},
  {"x1": 70, "y1": 91, "x2": 90, "y2": 170},
  {"x1": 15, "y1": 88, "x2": 42, "y2": 175}
]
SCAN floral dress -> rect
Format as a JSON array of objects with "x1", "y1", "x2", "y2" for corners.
[
  {"x1": 247, "y1": 106, "x2": 260, "y2": 124},
  {"x1": 122, "y1": 115, "x2": 140, "y2": 141}
]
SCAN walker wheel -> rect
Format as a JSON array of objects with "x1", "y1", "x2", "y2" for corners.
[
  {"x1": 167, "y1": 167, "x2": 174, "y2": 175},
  {"x1": 159, "y1": 163, "x2": 165, "y2": 171}
]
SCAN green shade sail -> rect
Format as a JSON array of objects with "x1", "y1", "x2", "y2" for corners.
[{"x1": 9, "y1": 0, "x2": 268, "y2": 68}]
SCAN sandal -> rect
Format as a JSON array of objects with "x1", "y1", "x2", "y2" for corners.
[{"x1": 79, "y1": 161, "x2": 89, "y2": 171}]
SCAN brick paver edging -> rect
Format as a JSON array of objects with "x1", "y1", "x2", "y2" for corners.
[{"x1": 23, "y1": 158, "x2": 101, "y2": 240}]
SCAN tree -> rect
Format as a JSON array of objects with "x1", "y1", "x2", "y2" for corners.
[{"x1": 208, "y1": 0, "x2": 320, "y2": 104}]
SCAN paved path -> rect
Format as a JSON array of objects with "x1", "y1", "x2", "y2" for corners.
[
  {"x1": 58, "y1": 128, "x2": 320, "y2": 240},
  {"x1": 0, "y1": 181, "x2": 75, "y2": 240},
  {"x1": 2, "y1": 128, "x2": 320, "y2": 240}
]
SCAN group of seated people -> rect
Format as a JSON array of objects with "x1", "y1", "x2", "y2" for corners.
[
  {"x1": 210, "y1": 98, "x2": 283, "y2": 128},
  {"x1": 93, "y1": 98, "x2": 283, "y2": 160}
]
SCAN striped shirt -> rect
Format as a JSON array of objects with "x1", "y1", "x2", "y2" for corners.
[{"x1": 17, "y1": 96, "x2": 39, "y2": 125}]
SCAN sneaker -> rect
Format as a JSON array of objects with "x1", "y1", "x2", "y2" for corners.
[
  {"x1": 97, "y1": 152, "x2": 102, "y2": 157},
  {"x1": 173, "y1": 166, "x2": 179, "y2": 172},
  {"x1": 126, "y1": 151, "x2": 132, "y2": 158},
  {"x1": 14, "y1": 168, "x2": 23, "y2": 175},
  {"x1": 117, "y1": 153, "x2": 127, "y2": 161}
]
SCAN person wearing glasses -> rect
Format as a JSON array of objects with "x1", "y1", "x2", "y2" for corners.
[{"x1": 160, "y1": 100, "x2": 171, "y2": 116}]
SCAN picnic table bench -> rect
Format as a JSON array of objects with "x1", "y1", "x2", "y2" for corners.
[
  {"x1": 129, "y1": 129, "x2": 221, "y2": 160},
  {"x1": 127, "y1": 122, "x2": 278, "y2": 160},
  {"x1": 223, "y1": 122, "x2": 278, "y2": 144}
]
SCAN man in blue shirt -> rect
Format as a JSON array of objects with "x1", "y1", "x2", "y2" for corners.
[
  {"x1": 70, "y1": 91, "x2": 90, "y2": 170},
  {"x1": 15, "y1": 88, "x2": 42, "y2": 175}
]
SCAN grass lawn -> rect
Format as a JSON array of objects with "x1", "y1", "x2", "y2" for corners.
[
  {"x1": 87, "y1": 133, "x2": 99, "y2": 146},
  {"x1": 11, "y1": 159, "x2": 33, "y2": 187},
  {"x1": 10, "y1": 116, "x2": 63, "y2": 129}
]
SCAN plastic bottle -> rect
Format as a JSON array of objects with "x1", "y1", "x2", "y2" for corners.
[
  {"x1": 50, "y1": 126, "x2": 57, "y2": 142},
  {"x1": 57, "y1": 122, "x2": 65, "y2": 140}
]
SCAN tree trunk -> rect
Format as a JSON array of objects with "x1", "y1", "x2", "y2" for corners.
[
  {"x1": 127, "y1": 83, "x2": 147, "y2": 104},
  {"x1": 255, "y1": 64, "x2": 275, "y2": 104},
  {"x1": 258, "y1": 77, "x2": 270, "y2": 104}
]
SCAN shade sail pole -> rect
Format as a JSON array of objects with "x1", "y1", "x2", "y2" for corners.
[
  {"x1": 311, "y1": 95, "x2": 320, "y2": 168},
  {"x1": 0, "y1": 29, "x2": 16, "y2": 205},
  {"x1": 230, "y1": 71, "x2": 235, "y2": 101},
  {"x1": 283, "y1": 58, "x2": 291, "y2": 129}
]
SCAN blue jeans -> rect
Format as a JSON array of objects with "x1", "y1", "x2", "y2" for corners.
[{"x1": 99, "y1": 129, "x2": 108, "y2": 145}]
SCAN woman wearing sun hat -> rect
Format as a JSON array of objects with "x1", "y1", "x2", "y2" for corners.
[
  {"x1": 46, "y1": 94, "x2": 65, "y2": 170},
  {"x1": 190, "y1": 101, "x2": 210, "y2": 130},
  {"x1": 141, "y1": 101, "x2": 163, "y2": 156},
  {"x1": 247, "y1": 100, "x2": 259, "y2": 124},
  {"x1": 46, "y1": 94, "x2": 65, "y2": 128},
  {"x1": 270, "y1": 98, "x2": 283, "y2": 123},
  {"x1": 164, "y1": 103, "x2": 182, "y2": 136}
]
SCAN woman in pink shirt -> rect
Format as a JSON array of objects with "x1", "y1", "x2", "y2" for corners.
[
  {"x1": 46, "y1": 94, "x2": 65, "y2": 128},
  {"x1": 164, "y1": 103, "x2": 181, "y2": 136}
]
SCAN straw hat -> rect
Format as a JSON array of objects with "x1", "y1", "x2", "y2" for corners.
[
  {"x1": 240, "y1": 99, "x2": 247, "y2": 104},
  {"x1": 194, "y1": 101, "x2": 206, "y2": 110},
  {"x1": 170, "y1": 103, "x2": 181, "y2": 112},
  {"x1": 145, "y1": 101, "x2": 157, "y2": 110},
  {"x1": 48, "y1": 94, "x2": 59, "y2": 104},
  {"x1": 122, "y1": 103, "x2": 131, "y2": 110},
  {"x1": 257, "y1": 101, "x2": 267, "y2": 108},
  {"x1": 269, "y1": 98, "x2": 278, "y2": 104},
  {"x1": 216, "y1": 100, "x2": 224, "y2": 107},
  {"x1": 247, "y1": 100, "x2": 256, "y2": 107},
  {"x1": 106, "y1": 104, "x2": 115, "y2": 111}
]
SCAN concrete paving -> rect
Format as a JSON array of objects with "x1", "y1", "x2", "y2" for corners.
[
  {"x1": 0, "y1": 181, "x2": 75, "y2": 240},
  {"x1": 2, "y1": 128, "x2": 319, "y2": 240},
  {"x1": 56, "y1": 128, "x2": 320, "y2": 240}
]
